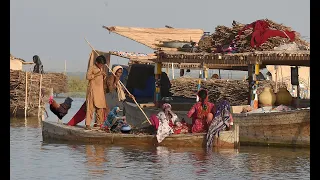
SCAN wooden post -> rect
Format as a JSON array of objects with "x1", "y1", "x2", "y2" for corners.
[
  {"x1": 218, "y1": 69, "x2": 221, "y2": 79},
  {"x1": 275, "y1": 65, "x2": 278, "y2": 93},
  {"x1": 38, "y1": 74, "x2": 43, "y2": 118},
  {"x1": 24, "y1": 72, "x2": 28, "y2": 119},
  {"x1": 255, "y1": 64, "x2": 260, "y2": 84},
  {"x1": 248, "y1": 65, "x2": 253, "y2": 105},
  {"x1": 171, "y1": 62, "x2": 174, "y2": 79},
  {"x1": 296, "y1": 66, "x2": 300, "y2": 99},
  {"x1": 154, "y1": 63, "x2": 162, "y2": 107},
  {"x1": 234, "y1": 124, "x2": 240, "y2": 149},
  {"x1": 204, "y1": 67, "x2": 208, "y2": 80}
]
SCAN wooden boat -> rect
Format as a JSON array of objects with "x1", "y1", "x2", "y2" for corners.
[
  {"x1": 42, "y1": 120, "x2": 240, "y2": 149},
  {"x1": 123, "y1": 101, "x2": 310, "y2": 148}
]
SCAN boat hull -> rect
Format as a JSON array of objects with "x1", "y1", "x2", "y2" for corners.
[
  {"x1": 42, "y1": 121, "x2": 239, "y2": 149},
  {"x1": 123, "y1": 102, "x2": 310, "y2": 148},
  {"x1": 234, "y1": 109, "x2": 310, "y2": 148}
]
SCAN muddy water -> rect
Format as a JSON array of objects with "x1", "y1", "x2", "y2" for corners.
[{"x1": 10, "y1": 98, "x2": 310, "y2": 180}]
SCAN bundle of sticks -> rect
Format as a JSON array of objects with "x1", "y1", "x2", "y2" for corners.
[
  {"x1": 197, "y1": 19, "x2": 310, "y2": 53},
  {"x1": 10, "y1": 70, "x2": 68, "y2": 117},
  {"x1": 170, "y1": 77, "x2": 286, "y2": 106}
]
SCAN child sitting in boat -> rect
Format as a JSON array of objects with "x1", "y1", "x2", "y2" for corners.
[
  {"x1": 187, "y1": 89, "x2": 215, "y2": 133},
  {"x1": 150, "y1": 103, "x2": 189, "y2": 143},
  {"x1": 101, "y1": 106, "x2": 128, "y2": 132}
]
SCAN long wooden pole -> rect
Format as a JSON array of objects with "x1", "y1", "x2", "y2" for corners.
[
  {"x1": 38, "y1": 74, "x2": 43, "y2": 118},
  {"x1": 24, "y1": 72, "x2": 28, "y2": 119},
  {"x1": 84, "y1": 38, "x2": 152, "y2": 125}
]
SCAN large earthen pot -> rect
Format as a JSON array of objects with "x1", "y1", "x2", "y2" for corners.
[
  {"x1": 258, "y1": 87, "x2": 276, "y2": 106},
  {"x1": 275, "y1": 87, "x2": 293, "y2": 106}
]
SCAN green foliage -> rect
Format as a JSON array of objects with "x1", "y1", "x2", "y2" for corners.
[{"x1": 67, "y1": 76, "x2": 87, "y2": 92}]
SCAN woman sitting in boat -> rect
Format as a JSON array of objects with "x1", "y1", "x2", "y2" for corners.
[
  {"x1": 206, "y1": 98, "x2": 234, "y2": 150},
  {"x1": 150, "y1": 103, "x2": 188, "y2": 143},
  {"x1": 187, "y1": 89, "x2": 215, "y2": 133},
  {"x1": 101, "y1": 106, "x2": 127, "y2": 132}
]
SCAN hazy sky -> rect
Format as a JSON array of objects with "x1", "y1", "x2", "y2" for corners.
[{"x1": 10, "y1": 0, "x2": 310, "y2": 72}]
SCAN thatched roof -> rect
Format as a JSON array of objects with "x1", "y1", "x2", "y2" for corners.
[
  {"x1": 155, "y1": 50, "x2": 310, "y2": 67},
  {"x1": 103, "y1": 26, "x2": 204, "y2": 51}
]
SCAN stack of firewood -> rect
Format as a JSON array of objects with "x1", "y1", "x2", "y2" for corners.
[
  {"x1": 10, "y1": 70, "x2": 68, "y2": 117},
  {"x1": 170, "y1": 77, "x2": 287, "y2": 106},
  {"x1": 197, "y1": 19, "x2": 310, "y2": 53}
]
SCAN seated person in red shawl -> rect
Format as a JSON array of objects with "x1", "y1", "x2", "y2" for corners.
[{"x1": 187, "y1": 89, "x2": 215, "y2": 133}]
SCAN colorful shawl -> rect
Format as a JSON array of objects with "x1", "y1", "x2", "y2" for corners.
[
  {"x1": 156, "y1": 103, "x2": 178, "y2": 143},
  {"x1": 206, "y1": 100, "x2": 232, "y2": 150}
]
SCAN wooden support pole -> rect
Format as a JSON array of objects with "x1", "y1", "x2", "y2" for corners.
[
  {"x1": 24, "y1": 72, "x2": 28, "y2": 119},
  {"x1": 255, "y1": 64, "x2": 260, "y2": 84},
  {"x1": 171, "y1": 62, "x2": 174, "y2": 79},
  {"x1": 38, "y1": 74, "x2": 43, "y2": 118},
  {"x1": 155, "y1": 63, "x2": 162, "y2": 107},
  {"x1": 248, "y1": 65, "x2": 253, "y2": 105},
  {"x1": 204, "y1": 67, "x2": 208, "y2": 80},
  {"x1": 296, "y1": 66, "x2": 300, "y2": 99},
  {"x1": 275, "y1": 65, "x2": 278, "y2": 93}
]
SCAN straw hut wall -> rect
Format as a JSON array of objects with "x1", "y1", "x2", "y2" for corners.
[{"x1": 10, "y1": 70, "x2": 68, "y2": 117}]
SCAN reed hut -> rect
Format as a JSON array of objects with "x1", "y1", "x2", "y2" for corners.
[{"x1": 10, "y1": 54, "x2": 68, "y2": 117}]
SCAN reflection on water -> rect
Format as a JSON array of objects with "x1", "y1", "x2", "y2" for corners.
[{"x1": 10, "y1": 98, "x2": 310, "y2": 180}]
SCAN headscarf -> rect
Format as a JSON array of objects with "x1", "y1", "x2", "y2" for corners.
[
  {"x1": 33, "y1": 55, "x2": 44, "y2": 73},
  {"x1": 162, "y1": 103, "x2": 172, "y2": 121},
  {"x1": 206, "y1": 99, "x2": 232, "y2": 151},
  {"x1": 112, "y1": 66, "x2": 126, "y2": 101}
]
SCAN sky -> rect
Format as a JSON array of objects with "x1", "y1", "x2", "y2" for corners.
[{"x1": 10, "y1": 0, "x2": 310, "y2": 73}]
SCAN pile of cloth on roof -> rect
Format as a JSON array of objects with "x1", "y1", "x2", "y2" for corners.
[{"x1": 197, "y1": 19, "x2": 310, "y2": 53}]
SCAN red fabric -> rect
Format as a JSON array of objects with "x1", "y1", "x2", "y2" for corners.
[
  {"x1": 237, "y1": 20, "x2": 296, "y2": 47},
  {"x1": 150, "y1": 114, "x2": 160, "y2": 130},
  {"x1": 173, "y1": 122, "x2": 189, "y2": 134},
  {"x1": 187, "y1": 101, "x2": 215, "y2": 133},
  {"x1": 67, "y1": 101, "x2": 86, "y2": 126}
]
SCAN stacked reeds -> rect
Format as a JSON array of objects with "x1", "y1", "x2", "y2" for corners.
[
  {"x1": 10, "y1": 70, "x2": 68, "y2": 117},
  {"x1": 170, "y1": 77, "x2": 286, "y2": 106}
]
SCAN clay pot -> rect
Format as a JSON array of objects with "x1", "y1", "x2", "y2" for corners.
[
  {"x1": 275, "y1": 87, "x2": 293, "y2": 106},
  {"x1": 258, "y1": 87, "x2": 276, "y2": 107}
]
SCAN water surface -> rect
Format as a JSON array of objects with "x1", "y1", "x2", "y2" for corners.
[{"x1": 10, "y1": 98, "x2": 310, "y2": 180}]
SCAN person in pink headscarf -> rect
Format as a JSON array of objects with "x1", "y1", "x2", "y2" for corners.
[
  {"x1": 150, "y1": 103, "x2": 189, "y2": 143},
  {"x1": 187, "y1": 89, "x2": 215, "y2": 133}
]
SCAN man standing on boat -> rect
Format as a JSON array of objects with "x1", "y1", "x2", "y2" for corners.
[{"x1": 85, "y1": 55, "x2": 109, "y2": 130}]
